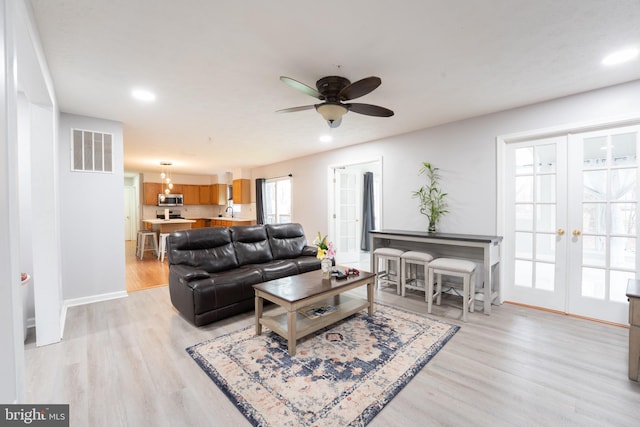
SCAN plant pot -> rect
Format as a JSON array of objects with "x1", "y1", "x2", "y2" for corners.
[
  {"x1": 428, "y1": 223, "x2": 436, "y2": 233},
  {"x1": 321, "y1": 257, "x2": 332, "y2": 279}
]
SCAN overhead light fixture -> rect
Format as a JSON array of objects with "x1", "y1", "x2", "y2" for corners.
[
  {"x1": 316, "y1": 103, "x2": 348, "y2": 128},
  {"x1": 159, "y1": 161, "x2": 173, "y2": 200},
  {"x1": 132, "y1": 88, "x2": 156, "y2": 102},
  {"x1": 602, "y1": 48, "x2": 639, "y2": 66}
]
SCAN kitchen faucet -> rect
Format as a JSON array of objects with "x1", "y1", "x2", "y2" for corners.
[{"x1": 225, "y1": 205, "x2": 234, "y2": 218}]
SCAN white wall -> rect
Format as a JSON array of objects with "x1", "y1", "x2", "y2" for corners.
[
  {"x1": 251, "y1": 80, "x2": 640, "y2": 243},
  {"x1": 58, "y1": 113, "x2": 127, "y2": 301}
]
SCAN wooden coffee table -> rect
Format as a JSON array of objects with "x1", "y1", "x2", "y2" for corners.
[{"x1": 254, "y1": 269, "x2": 376, "y2": 356}]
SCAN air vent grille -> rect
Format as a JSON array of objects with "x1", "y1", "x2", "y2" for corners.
[{"x1": 71, "y1": 129, "x2": 113, "y2": 173}]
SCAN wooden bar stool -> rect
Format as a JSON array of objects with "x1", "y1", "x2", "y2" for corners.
[
  {"x1": 428, "y1": 258, "x2": 476, "y2": 321},
  {"x1": 157, "y1": 233, "x2": 170, "y2": 262},
  {"x1": 400, "y1": 251, "x2": 434, "y2": 299},
  {"x1": 137, "y1": 231, "x2": 158, "y2": 260},
  {"x1": 373, "y1": 247, "x2": 405, "y2": 294}
]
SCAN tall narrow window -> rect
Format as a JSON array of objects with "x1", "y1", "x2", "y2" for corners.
[
  {"x1": 71, "y1": 128, "x2": 113, "y2": 173},
  {"x1": 264, "y1": 177, "x2": 292, "y2": 224}
]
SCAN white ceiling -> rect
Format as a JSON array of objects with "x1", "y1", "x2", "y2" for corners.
[{"x1": 29, "y1": 0, "x2": 640, "y2": 176}]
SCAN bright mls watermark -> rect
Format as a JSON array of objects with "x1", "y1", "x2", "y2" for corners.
[{"x1": 0, "y1": 405, "x2": 68, "y2": 426}]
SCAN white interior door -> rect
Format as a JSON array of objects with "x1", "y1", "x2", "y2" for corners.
[
  {"x1": 566, "y1": 126, "x2": 639, "y2": 324},
  {"x1": 505, "y1": 135, "x2": 568, "y2": 311},
  {"x1": 333, "y1": 168, "x2": 361, "y2": 264},
  {"x1": 124, "y1": 186, "x2": 136, "y2": 240}
]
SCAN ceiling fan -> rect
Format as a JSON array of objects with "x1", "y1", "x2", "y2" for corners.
[{"x1": 277, "y1": 75, "x2": 394, "y2": 128}]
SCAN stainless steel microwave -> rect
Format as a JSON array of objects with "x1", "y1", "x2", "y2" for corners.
[{"x1": 158, "y1": 193, "x2": 184, "y2": 207}]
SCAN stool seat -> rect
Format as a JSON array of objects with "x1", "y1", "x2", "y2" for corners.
[
  {"x1": 400, "y1": 251, "x2": 434, "y2": 298},
  {"x1": 428, "y1": 257, "x2": 477, "y2": 321},
  {"x1": 373, "y1": 247, "x2": 405, "y2": 294},
  {"x1": 428, "y1": 258, "x2": 476, "y2": 273}
]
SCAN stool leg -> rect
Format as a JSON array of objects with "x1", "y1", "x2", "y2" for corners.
[
  {"x1": 427, "y1": 267, "x2": 434, "y2": 313},
  {"x1": 469, "y1": 271, "x2": 476, "y2": 313},
  {"x1": 436, "y1": 273, "x2": 442, "y2": 306},
  {"x1": 462, "y1": 273, "x2": 469, "y2": 322},
  {"x1": 395, "y1": 259, "x2": 400, "y2": 295},
  {"x1": 401, "y1": 259, "x2": 406, "y2": 297}
]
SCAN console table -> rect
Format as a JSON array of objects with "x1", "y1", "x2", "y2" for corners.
[
  {"x1": 370, "y1": 230, "x2": 502, "y2": 314},
  {"x1": 627, "y1": 279, "x2": 640, "y2": 381}
]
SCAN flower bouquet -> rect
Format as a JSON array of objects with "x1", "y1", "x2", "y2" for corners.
[{"x1": 313, "y1": 232, "x2": 335, "y2": 278}]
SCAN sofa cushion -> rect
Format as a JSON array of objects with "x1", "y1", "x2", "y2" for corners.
[
  {"x1": 266, "y1": 223, "x2": 307, "y2": 259},
  {"x1": 191, "y1": 266, "x2": 263, "y2": 314},
  {"x1": 231, "y1": 225, "x2": 273, "y2": 265},
  {"x1": 255, "y1": 260, "x2": 299, "y2": 281},
  {"x1": 167, "y1": 227, "x2": 239, "y2": 273},
  {"x1": 293, "y1": 256, "x2": 322, "y2": 273}
]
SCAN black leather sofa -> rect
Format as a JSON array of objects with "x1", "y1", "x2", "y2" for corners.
[{"x1": 167, "y1": 223, "x2": 320, "y2": 326}]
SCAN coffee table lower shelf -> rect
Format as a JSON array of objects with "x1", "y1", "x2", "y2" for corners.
[{"x1": 261, "y1": 294, "x2": 367, "y2": 337}]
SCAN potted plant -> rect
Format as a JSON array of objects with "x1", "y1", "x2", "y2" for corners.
[{"x1": 412, "y1": 162, "x2": 448, "y2": 232}]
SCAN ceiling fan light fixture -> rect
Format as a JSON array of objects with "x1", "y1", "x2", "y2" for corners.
[{"x1": 316, "y1": 103, "x2": 348, "y2": 126}]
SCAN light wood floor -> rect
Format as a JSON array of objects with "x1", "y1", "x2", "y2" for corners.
[
  {"x1": 23, "y1": 276, "x2": 640, "y2": 426},
  {"x1": 125, "y1": 239, "x2": 170, "y2": 292}
]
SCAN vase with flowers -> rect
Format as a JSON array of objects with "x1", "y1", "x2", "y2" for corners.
[{"x1": 313, "y1": 232, "x2": 335, "y2": 279}]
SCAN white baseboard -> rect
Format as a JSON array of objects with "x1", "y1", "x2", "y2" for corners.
[{"x1": 60, "y1": 291, "x2": 128, "y2": 339}]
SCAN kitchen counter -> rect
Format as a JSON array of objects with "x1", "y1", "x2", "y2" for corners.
[{"x1": 143, "y1": 218, "x2": 196, "y2": 233}]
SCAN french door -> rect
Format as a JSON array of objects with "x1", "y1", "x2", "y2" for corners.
[
  {"x1": 505, "y1": 125, "x2": 639, "y2": 324},
  {"x1": 333, "y1": 168, "x2": 361, "y2": 264}
]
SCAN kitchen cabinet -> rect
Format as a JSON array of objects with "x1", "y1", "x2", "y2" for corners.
[
  {"x1": 191, "y1": 218, "x2": 207, "y2": 228},
  {"x1": 182, "y1": 185, "x2": 200, "y2": 205},
  {"x1": 232, "y1": 179, "x2": 251, "y2": 204},
  {"x1": 210, "y1": 184, "x2": 228, "y2": 205},
  {"x1": 143, "y1": 182, "x2": 162, "y2": 205},
  {"x1": 210, "y1": 218, "x2": 255, "y2": 227},
  {"x1": 199, "y1": 185, "x2": 211, "y2": 204}
]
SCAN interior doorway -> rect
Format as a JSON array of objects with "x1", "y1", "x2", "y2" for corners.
[{"x1": 330, "y1": 159, "x2": 381, "y2": 269}]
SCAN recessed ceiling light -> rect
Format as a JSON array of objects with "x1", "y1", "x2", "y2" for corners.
[
  {"x1": 131, "y1": 88, "x2": 156, "y2": 102},
  {"x1": 319, "y1": 135, "x2": 333, "y2": 143},
  {"x1": 602, "y1": 48, "x2": 639, "y2": 66}
]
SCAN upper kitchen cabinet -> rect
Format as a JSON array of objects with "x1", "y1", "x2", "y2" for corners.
[
  {"x1": 199, "y1": 185, "x2": 211, "y2": 204},
  {"x1": 232, "y1": 179, "x2": 251, "y2": 204},
  {"x1": 143, "y1": 182, "x2": 162, "y2": 205},
  {"x1": 210, "y1": 184, "x2": 228, "y2": 205},
  {"x1": 182, "y1": 185, "x2": 200, "y2": 205}
]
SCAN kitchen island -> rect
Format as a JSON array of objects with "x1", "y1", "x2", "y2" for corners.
[{"x1": 143, "y1": 218, "x2": 196, "y2": 233}]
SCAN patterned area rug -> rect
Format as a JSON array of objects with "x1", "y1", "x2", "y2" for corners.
[{"x1": 187, "y1": 303, "x2": 459, "y2": 427}]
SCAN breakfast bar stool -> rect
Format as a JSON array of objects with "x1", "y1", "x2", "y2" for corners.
[
  {"x1": 400, "y1": 251, "x2": 434, "y2": 298},
  {"x1": 373, "y1": 247, "x2": 405, "y2": 294},
  {"x1": 137, "y1": 231, "x2": 158, "y2": 260},
  {"x1": 427, "y1": 258, "x2": 476, "y2": 321},
  {"x1": 157, "y1": 233, "x2": 170, "y2": 262}
]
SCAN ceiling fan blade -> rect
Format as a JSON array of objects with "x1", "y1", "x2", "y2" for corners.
[
  {"x1": 276, "y1": 105, "x2": 316, "y2": 113},
  {"x1": 280, "y1": 76, "x2": 324, "y2": 100},
  {"x1": 338, "y1": 76, "x2": 381, "y2": 101},
  {"x1": 347, "y1": 103, "x2": 394, "y2": 117}
]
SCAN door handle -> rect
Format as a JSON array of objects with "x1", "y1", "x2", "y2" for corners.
[
  {"x1": 557, "y1": 228, "x2": 565, "y2": 236},
  {"x1": 572, "y1": 229, "x2": 582, "y2": 237}
]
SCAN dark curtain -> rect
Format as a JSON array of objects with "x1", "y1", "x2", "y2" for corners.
[
  {"x1": 361, "y1": 172, "x2": 375, "y2": 251},
  {"x1": 255, "y1": 178, "x2": 266, "y2": 225}
]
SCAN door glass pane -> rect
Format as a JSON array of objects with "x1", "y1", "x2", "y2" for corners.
[
  {"x1": 582, "y1": 267, "x2": 605, "y2": 299},
  {"x1": 583, "y1": 170, "x2": 607, "y2": 201},
  {"x1": 536, "y1": 175, "x2": 555, "y2": 203},
  {"x1": 515, "y1": 232, "x2": 532, "y2": 258},
  {"x1": 583, "y1": 136, "x2": 607, "y2": 168},
  {"x1": 582, "y1": 203, "x2": 606, "y2": 234},
  {"x1": 536, "y1": 144, "x2": 556, "y2": 173},
  {"x1": 515, "y1": 204, "x2": 533, "y2": 230},
  {"x1": 536, "y1": 233, "x2": 555, "y2": 262},
  {"x1": 515, "y1": 260, "x2": 532, "y2": 288},
  {"x1": 582, "y1": 235, "x2": 606, "y2": 267},
  {"x1": 536, "y1": 205, "x2": 555, "y2": 232},
  {"x1": 611, "y1": 132, "x2": 636, "y2": 166},
  {"x1": 610, "y1": 270, "x2": 634, "y2": 302},
  {"x1": 515, "y1": 147, "x2": 533, "y2": 174},
  {"x1": 611, "y1": 203, "x2": 636, "y2": 235},
  {"x1": 611, "y1": 168, "x2": 636, "y2": 201},
  {"x1": 535, "y1": 262, "x2": 555, "y2": 291},
  {"x1": 515, "y1": 176, "x2": 533, "y2": 202},
  {"x1": 610, "y1": 237, "x2": 636, "y2": 270}
]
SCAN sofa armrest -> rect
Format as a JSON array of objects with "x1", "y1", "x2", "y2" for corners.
[
  {"x1": 171, "y1": 264, "x2": 210, "y2": 282},
  {"x1": 301, "y1": 245, "x2": 318, "y2": 257}
]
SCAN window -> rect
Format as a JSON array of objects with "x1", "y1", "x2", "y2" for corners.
[
  {"x1": 71, "y1": 128, "x2": 113, "y2": 173},
  {"x1": 264, "y1": 177, "x2": 292, "y2": 224}
]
